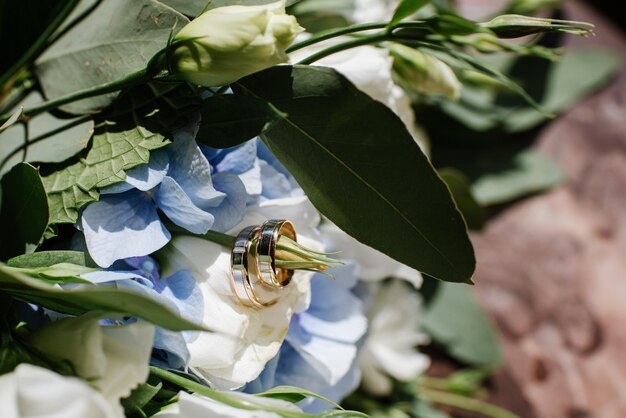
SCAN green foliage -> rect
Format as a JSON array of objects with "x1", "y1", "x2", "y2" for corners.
[
  {"x1": 389, "y1": 0, "x2": 429, "y2": 27},
  {"x1": 41, "y1": 97, "x2": 173, "y2": 226},
  {"x1": 0, "y1": 91, "x2": 94, "y2": 177},
  {"x1": 8, "y1": 250, "x2": 95, "y2": 269},
  {"x1": 257, "y1": 386, "x2": 344, "y2": 409},
  {"x1": 422, "y1": 49, "x2": 620, "y2": 140},
  {"x1": 35, "y1": 0, "x2": 188, "y2": 114},
  {"x1": 0, "y1": 163, "x2": 49, "y2": 260},
  {"x1": 197, "y1": 94, "x2": 285, "y2": 149},
  {"x1": 421, "y1": 282, "x2": 502, "y2": 366},
  {"x1": 0, "y1": 263, "x2": 207, "y2": 332},
  {"x1": 236, "y1": 66, "x2": 475, "y2": 283},
  {"x1": 438, "y1": 168, "x2": 486, "y2": 229},
  {"x1": 121, "y1": 380, "x2": 164, "y2": 416}
]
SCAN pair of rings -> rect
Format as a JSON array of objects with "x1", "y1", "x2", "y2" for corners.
[{"x1": 230, "y1": 219, "x2": 296, "y2": 308}]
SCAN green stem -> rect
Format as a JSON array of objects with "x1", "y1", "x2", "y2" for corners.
[
  {"x1": 166, "y1": 223, "x2": 236, "y2": 248},
  {"x1": 296, "y1": 33, "x2": 391, "y2": 65},
  {"x1": 150, "y1": 367, "x2": 312, "y2": 418},
  {"x1": 286, "y1": 20, "x2": 428, "y2": 54},
  {"x1": 0, "y1": 0, "x2": 82, "y2": 89},
  {"x1": 419, "y1": 388, "x2": 522, "y2": 418},
  {"x1": 0, "y1": 68, "x2": 153, "y2": 124}
]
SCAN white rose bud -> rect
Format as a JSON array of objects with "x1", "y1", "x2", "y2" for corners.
[
  {"x1": 388, "y1": 43, "x2": 461, "y2": 101},
  {"x1": 168, "y1": 1, "x2": 303, "y2": 86}
]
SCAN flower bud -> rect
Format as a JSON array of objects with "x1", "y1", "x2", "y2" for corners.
[
  {"x1": 481, "y1": 15, "x2": 593, "y2": 38},
  {"x1": 388, "y1": 43, "x2": 461, "y2": 101},
  {"x1": 167, "y1": 1, "x2": 303, "y2": 86}
]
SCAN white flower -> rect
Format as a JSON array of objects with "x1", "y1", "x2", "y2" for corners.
[
  {"x1": 389, "y1": 43, "x2": 462, "y2": 100},
  {"x1": 0, "y1": 364, "x2": 119, "y2": 418},
  {"x1": 168, "y1": 0, "x2": 303, "y2": 86},
  {"x1": 320, "y1": 221, "x2": 423, "y2": 286},
  {"x1": 28, "y1": 313, "x2": 154, "y2": 413},
  {"x1": 153, "y1": 391, "x2": 302, "y2": 418},
  {"x1": 359, "y1": 280, "x2": 430, "y2": 396},
  {"x1": 290, "y1": 41, "x2": 430, "y2": 155}
]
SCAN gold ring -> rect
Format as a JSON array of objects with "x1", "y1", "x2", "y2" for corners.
[{"x1": 254, "y1": 219, "x2": 296, "y2": 288}]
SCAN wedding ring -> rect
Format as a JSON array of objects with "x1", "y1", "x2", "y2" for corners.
[
  {"x1": 255, "y1": 219, "x2": 296, "y2": 288},
  {"x1": 230, "y1": 225, "x2": 260, "y2": 307},
  {"x1": 230, "y1": 221, "x2": 295, "y2": 308}
]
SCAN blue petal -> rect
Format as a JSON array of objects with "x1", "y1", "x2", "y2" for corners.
[
  {"x1": 213, "y1": 140, "x2": 258, "y2": 175},
  {"x1": 81, "y1": 191, "x2": 171, "y2": 267},
  {"x1": 100, "y1": 149, "x2": 169, "y2": 194},
  {"x1": 159, "y1": 270, "x2": 204, "y2": 324},
  {"x1": 207, "y1": 173, "x2": 247, "y2": 232},
  {"x1": 154, "y1": 177, "x2": 215, "y2": 234},
  {"x1": 167, "y1": 127, "x2": 225, "y2": 209},
  {"x1": 123, "y1": 148, "x2": 169, "y2": 191},
  {"x1": 259, "y1": 160, "x2": 295, "y2": 199},
  {"x1": 258, "y1": 140, "x2": 291, "y2": 177}
]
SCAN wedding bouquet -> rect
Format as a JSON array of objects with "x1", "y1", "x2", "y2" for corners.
[{"x1": 0, "y1": 1, "x2": 592, "y2": 417}]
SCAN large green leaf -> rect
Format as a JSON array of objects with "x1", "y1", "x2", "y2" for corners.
[
  {"x1": 0, "y1": 263, "x2": 206, "y2": 332},
  {"x1": 0, "y1": 163, "x2": 49, "y2": 260},
  {"x1": 197, "y1": 94, "x2": 285, "y2": 149},
  {"x1": 35, "y1": 0, "x2": 188, "y2": 114},
  {"x1": 41, "y1": 98, "x2": 172, "y2": 226},
  {"x1": 8, "y1": 250, "x2": 94, "y2": 268},
  {"x1": 235, "y1": 66, "x2": 475, "y2": 283},
  {"x1": 438, "y1": 168, "x2": 486, "y2": 229},
  {"x1": 422, "y1": 282, "x2": 501, "y2": 366},
  {"x1": 0, "y1": 92, "x2": 93, "y2": 177}
]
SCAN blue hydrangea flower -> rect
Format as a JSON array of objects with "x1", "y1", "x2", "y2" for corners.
[
  {"x1": 81, "y1": 124, "x2": 248, "y2": 267},
  {"x1": 81, "y1": 256, "x2": 203, "y2": 370},
  {"x1": 244, "y1": 263, "x2": 367, "y2": 413}
]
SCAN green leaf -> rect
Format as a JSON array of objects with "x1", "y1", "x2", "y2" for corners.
[
  {"x1": 35, "y1": 0, "x2": 188, "y2": 114},
  {"x1": 470, "y1": 148, "x2": 562, "y2": 205},
  {"x1": 41, "y1": 104, "x2": 171, "y2": 226},
  {"x1": 436, "y1": 145, "x2": 562, "y2": 206},
  {"x1": 0, "y1": 263, "x2": 207, "y2": 332},
  {"x1": 235, "y1": 66, "x2": 475, "y2": 283},
  {"x1": 438, "y1": 168, "x2": 486, "y2": 229},
  {"x1": 421, "y1": 49, "x2": 620, "y2": 140},
  {"x1": 0, "y1": 92, "x2": 94, "y2": 177},
  {"x1": 197, "y1": 94, "x2": 285, "y2": 149},
  {"x1": 422, "y1": 282, "x2": 501, "y2": 366},
  {"x1": 390, "y1": 0, "x2": 429, "y2": 27},
  {"x1": 121, "y1": 381, "x2": 163, "y2": 414},
  {"x1": 8, "y1": 251, "x2": 95, "y2": 268},
  {"x1": 0, "y1": 163, "x2": 49, "y2": 260},
  {"x1": 413, "y1": 399, "x2": 452, "y2": 418},
  {"x1": 257, "y1": 386, "x2": 343, "y2": 409},
  {"x1": 160, "y1": 0, "x2": 302, "y2": 17}
]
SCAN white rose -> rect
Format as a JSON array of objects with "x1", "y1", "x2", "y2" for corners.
[
  {"x1": 162, "y1": 233, "x2": 314, "y2": 389},
  {"x1": 359, "y1": 280, "x2": 430, "y2": 396},
  {"x1": 168, "y1": 0, "x2": 303, "y2": 86},
  {"x1": 28, "y1": 313, "x2": 154, "y2": 413},
  {"x1": 0, "y1": 364, "x2": 118, "y2": 418},
  {"x1": 153, "y1": 391, "x2": 302, "y2": 418}
]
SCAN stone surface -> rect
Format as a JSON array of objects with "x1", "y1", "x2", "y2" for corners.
[{"x1": 467, "y1": 1, "x2": 626, "y2": 417}]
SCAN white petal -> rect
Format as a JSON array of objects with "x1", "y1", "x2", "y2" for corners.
[
  {"x1": 163, "y1": 236, "x2": 311, "y2": 389},
  {"x1": 29, "y1": 313, "x2": 154, "y2": 407},
  {"x1": 0, "y1": 364, "x2": 119, "y2": 418}
]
